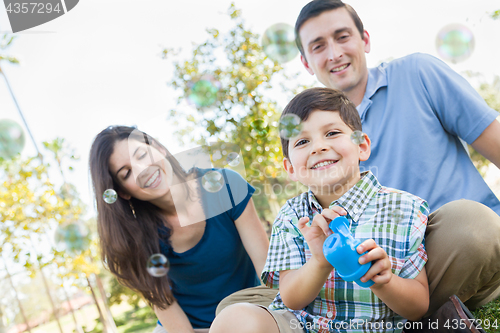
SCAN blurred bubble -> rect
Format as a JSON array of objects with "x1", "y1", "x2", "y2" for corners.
[
  {"x1": 55, "y1": 223, "x2": 90, "y2": 254},
  {"x1": 103, "y1": 189, "x2": 117, "y2": 204},
  {"x1": 279, "y1": 114, "x2": 302, "y2": 139},
  {"x1": 202, "y1": 170, "x2": 225, "y2": 193},
  {"x1": 262, "y1": 23, "x2": 298, "y2": 63},
  {"x1": 147, "y1": 253, "x2": 170, "y2": 277},
  {"x1": 187, "y1": 77, "x2": 220, "y2": 108},
  {"x1": 436, "y1": 24, "x2": 475, "y2": 63},
  {"x1": 350, "y1": 131, "x2": 365, "y2": 145},
  {"x1": 250, "y1": 119, "x2": 269, "y2": 139},
  {"x1": 227, "y1": 152, "x2": 241, "y2": 167},
  {"x1": 0, "y1": 119, "x2": 26, "y2": 159},
  {"x1": 212, "y1": 150, "x2": 222, "y2": 161},
  {"x1": 389, "y1": 209, "x2": 404, "y2": 223}
]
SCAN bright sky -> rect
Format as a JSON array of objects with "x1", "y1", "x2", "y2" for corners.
[{"x1": 1, "y1": 0, "x2": 499, "y2": 214}]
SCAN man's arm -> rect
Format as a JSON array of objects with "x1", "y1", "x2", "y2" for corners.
[{"x1": 471, "y1": 117, "x2": 500, "y2": 169}]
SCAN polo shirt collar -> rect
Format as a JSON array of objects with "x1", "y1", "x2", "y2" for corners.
[
  {"x1": 357, "y1": 64, "x2": 388, "y2": 121},
  {"x1": 306, "y1": 171, "x2": 382, "y2": 223}
]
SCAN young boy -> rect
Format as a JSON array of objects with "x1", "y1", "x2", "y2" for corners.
[{"x1": 210, "y1": 87, "x2": 429, "y2": 333}]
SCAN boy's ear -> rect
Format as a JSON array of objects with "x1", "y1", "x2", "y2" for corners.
[
  {"x1": 117, "y1": 189, "x2": 131, "y2": 201},
  {"x1": 359, "y1": 133, "x2": 371, "y2": 162},
  {"x1": 283, "y1": 157, "x2": 298, "y2": 182}
]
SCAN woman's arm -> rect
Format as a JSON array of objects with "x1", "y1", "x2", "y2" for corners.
[
  {"x1": 234, "y1": 198, "x2": 270, "y2": 275},
  {"x1": 154, "y1": 301, "x2": 197, "y2": 333}
]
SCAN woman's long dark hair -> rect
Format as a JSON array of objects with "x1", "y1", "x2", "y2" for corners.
[{"x1": 89, "y1": 126, "x2": 190, "y2": 309}]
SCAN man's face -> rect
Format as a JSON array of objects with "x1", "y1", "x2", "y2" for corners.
[{"x1": 299, "y1": 8, "x2": 370, "y2": 95}]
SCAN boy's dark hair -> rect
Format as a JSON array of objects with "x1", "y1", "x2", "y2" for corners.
[
  {"x1": 280, "y1": 87, "x2": 362, "y2": 159},
  {"x1": 295, "y1": 0, "x2": 364, "y2": 58}
]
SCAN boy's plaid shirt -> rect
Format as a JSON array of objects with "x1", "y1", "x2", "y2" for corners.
[{"x1": 261, "y1": 171, "x2": 429, "y2": 333}]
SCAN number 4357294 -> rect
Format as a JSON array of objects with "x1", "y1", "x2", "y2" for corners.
[{"x1": 6, "y1": 3, "x2": 61, "y2": 14}]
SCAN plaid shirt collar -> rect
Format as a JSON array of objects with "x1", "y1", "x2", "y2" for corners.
[{"x1": 306, "y1": 171, "x2": 382, "y2": 223}]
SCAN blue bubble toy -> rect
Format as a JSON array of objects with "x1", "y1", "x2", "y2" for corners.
[{"x1": 323, "y1": 216, "x2": 374, "y2": 288}]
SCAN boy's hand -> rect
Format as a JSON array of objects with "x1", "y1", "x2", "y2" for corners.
[
  {"x1": 298, "y1": 207, "x2": 346, "y2": 266},
  {"x1": 357, "y1": 239, "x2": 393, "y2": 287}
]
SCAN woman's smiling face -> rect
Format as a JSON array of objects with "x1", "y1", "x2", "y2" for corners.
[{"x1": 109, "y1": 138, "x2": 174, "y2": 201}]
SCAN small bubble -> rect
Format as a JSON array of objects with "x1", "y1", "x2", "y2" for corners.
[
  {"x1": 390, "y1": 209, "x2": 404, "y2": 223},
  {"x1": 261, "y1": 23, "x2": 298, "y2": 63},
  {"x1": 103, "y1": 189, "x2": 117, "y2": 204},
  {"x1": 212, "y1": 150, "x2": 222, "y2": 161},
  {"x1": 227, "y1": 152, "x2": 241, "y2": 167},
  {"x1": 202, "y1": 170, "x2": 225, "y2": 193},
  {"x1": 279, "y1": 114, "x2": 302, "y2": 139},
  {"x1": 250, "y1": 119, "x2": 269, "y2": 139},
  {"x1": 147, "y1": 253, "x2": 170, "y2": 277},
  {"x1": 350, "y1": 131, "x2": 365, "y2": 145}
]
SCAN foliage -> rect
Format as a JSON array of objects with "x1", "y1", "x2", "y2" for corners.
[
  {"x1": 163, "y1": 3, "x2": 309, "y2": 220},
  {"x1": 491, "y1": 9, "x2": 500, "y2": 20},
  {"x1": 0, "y1": 33, "x2": 19, "y2": 68}
]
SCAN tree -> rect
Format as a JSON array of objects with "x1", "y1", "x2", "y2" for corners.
[{"x1": 163, "y1": 3, "x2": 309, "y2": 221}]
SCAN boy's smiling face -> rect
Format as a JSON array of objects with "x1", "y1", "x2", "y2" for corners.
[{"x1": 284, "y1": 109, "x2": 370, "y2": 201}]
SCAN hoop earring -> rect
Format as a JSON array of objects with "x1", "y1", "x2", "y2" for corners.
[{"x1": 129, "y1": 200, "x2": 137, "y2": 218}]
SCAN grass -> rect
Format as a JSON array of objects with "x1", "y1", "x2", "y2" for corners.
[{"x1": 472, "y1": 298, "x2": 500, "y2": 333}]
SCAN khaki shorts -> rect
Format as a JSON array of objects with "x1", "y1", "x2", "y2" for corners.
[{"x1": 216, "y1": 285, "x2": 305, "y2": 333}]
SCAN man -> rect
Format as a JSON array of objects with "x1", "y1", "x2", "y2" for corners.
[{"x1": 295, "y1": 0, "x2": 500, "y2": 315}]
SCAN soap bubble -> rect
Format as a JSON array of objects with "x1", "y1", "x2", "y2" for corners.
[
  {"x1": 103, "y1": 189, "x2": 117, "y2": 204},
  {"x1": 436, "y1": 24, "x2": 475, "y2": 63},
  {"x1": 250, "y1": 119, "x2": 269, "y2": 139},
  {"x1": 147, "y1": 253, "x2": 170, "y2": 277},
  {"x1": 262, "y1": 23, "x2": 298, "y2": 63},
  {"x1": 390, "y1": 209, "x2": 404, "y2": 223},
  {"x1": 350, "y1": 131, "x2": 365, "y2": 145},
  {"x1": 55, "y1": 223, "x2": 91, "y2": 254},
  {"x1": 187, "y1": 77, "x2": 220, "y2": 108},
  {"x1": 227, "y1": 152, "x2": 241, "y2": 167},
  {"x1": 279, "y1": 114, "x2": 302, "y2": 139},
  {"x1": 0, "y1": 119, "x2": 25, "y2": 159},
  {"x1": 202, "y1": 170, "x2": 225, "y2": 193}
]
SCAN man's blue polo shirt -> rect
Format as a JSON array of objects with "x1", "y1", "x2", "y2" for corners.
[{"x1": 358, "y1": 53, "x2": 500, "y2": 215}]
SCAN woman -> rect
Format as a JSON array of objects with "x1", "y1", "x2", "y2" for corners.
[{"x1": 89, "y1": 126, "x2": 269, "y2": 333}]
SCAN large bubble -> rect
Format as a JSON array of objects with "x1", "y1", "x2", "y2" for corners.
[
  {"x1": 262, "y1": 23, "x2": 298, "y2": 63},
  {"x1": 436, "y1": 24, "x2": 475, "y2": 63},
  {"x1": 279, "y1": 114, "x2": 302, "y2": 139},
  {"x1": 147, "y1": 253, "x2": 170, "y2": 277},
  {"x1": 187, "y1": 77, "x2": 220, "y2": 108},
  {"x1": 55, "y1": 223, "x2": 91, "y2": 254},
  {"x1": 0, "y1": 119, "x2": 25, "y2": 159}
]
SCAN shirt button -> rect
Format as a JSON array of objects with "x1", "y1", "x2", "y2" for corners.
[{"x1": 326, "y1": 312, "x2": 333, "y2": 318}]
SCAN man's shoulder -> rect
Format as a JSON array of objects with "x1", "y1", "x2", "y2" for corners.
[{"x1": 381, "y1": 53, "x2": 442, "y2": 73}]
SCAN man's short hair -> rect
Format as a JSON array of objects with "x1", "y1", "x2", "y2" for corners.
[
  {"x1": 295, "y1": 0, "x2": 364, "y2": 58},
  {"x1": 280, "y1": 87, "x2": 362, "y2": 160}
]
